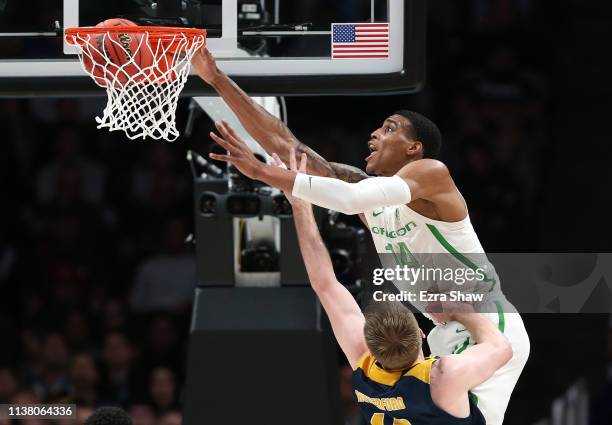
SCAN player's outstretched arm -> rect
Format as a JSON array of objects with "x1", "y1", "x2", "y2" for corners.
[
  {"x1": 208, "y1": 122, "x2": 407, "y2": 215},
  {"x1": 289, "y1": 156, "x2": 465, "y2": 220},
  {"x1": 192, "y1": 48, "x2": 367, "y2": 183},
  {"x1": 209, "y1": 122, "x2": 461, "y2": 216},
  {"x1": 293, "y1": 202, "x2": 368, "y2": 368},
  {"x1": 271, "y1": 152, "x2": 368, "y2": 368}
]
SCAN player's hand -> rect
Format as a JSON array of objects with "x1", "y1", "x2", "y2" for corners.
[
  {"x1": 209, "y1": 120, "x2": 263, "y2": 180},
  {"x1": 426, "y1": 300, "x2": 475, "y2": 323},
  {"x1": 191, "y1": 47, "x2": 222, "y2": 85},
  {"x1": 271, "y1": 148, "x2": 311, "y2": 209}
]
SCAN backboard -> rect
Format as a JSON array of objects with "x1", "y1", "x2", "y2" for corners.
[{"x1": 0, "y1": 0, "x2": 425, "y2": 96}]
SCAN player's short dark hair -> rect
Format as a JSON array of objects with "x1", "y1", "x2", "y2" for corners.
[
  {"x1": 84, "y1": 407, "x2": 133, "y2": 425},
  {"x1": 394, "y1": 110, "x2": 442, "y2": 159}
]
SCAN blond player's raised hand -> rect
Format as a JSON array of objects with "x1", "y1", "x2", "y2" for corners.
[{"x1": 271, "y1": 148, "x2": 310, "y2": 208}]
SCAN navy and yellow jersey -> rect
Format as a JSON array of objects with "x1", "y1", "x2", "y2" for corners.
[{"x1": 352, "y1": 354, "x2": 486, "y2": 425}]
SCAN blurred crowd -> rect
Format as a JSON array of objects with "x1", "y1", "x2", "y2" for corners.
[
  {"x1": 0, "y1": 1, "x2": 559, "y2": 425},
  {"x1": 0, "y1": 97, "x2": 197, "y2": 424}
]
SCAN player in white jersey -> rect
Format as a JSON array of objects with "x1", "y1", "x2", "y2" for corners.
[
  {"x1": 192, "y1": 47, "x2": 530, "y2": 425},
  {"x1": 362, "y1": 204, "x2": 529, "y2": 425}
]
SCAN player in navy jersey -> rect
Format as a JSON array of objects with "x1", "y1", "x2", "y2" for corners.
[{"x1": 272, "y1": 152, "x2": 512, "y2": 425}]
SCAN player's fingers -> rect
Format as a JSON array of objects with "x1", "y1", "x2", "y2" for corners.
[
  {"x1": 440, "y1": 300, "x2": 474, "y2": 313},
  {"x1": 271, "y1": 153, "x2": 288, "y2": 169},
  {"x1": 214, "y1": 121, "x2": 240, "y2": 148},
  {"x1": 428, "y1": 313, "x2": 450, "y2": 324},
  {"x1": 289, "y1": 147, "x2": 297, "y2": 171},
  {"x1": 209, "y1": 153, "x2": 231, "y2": 162},
  {"x1": 210, "y1": 132, "x2": 238, "y2": 155},
  {"x1": 299, "y1": 153, "x2": 307, "y2": 172},
  {"x1": 217, "y1": 120, "x2": 239, "y2": 146},
  {"x1": 209, "y1": 131, "x2": 230, "y2": 148},
  {"x1": 426, "y1": 301, "x2": 443, "y2": 314},
  {"x1": 214, "y1": 121, "x2": 234, "y2": 145},
  {"x1": 220, "y1": 120, "x2": 242, "y2": 144}
]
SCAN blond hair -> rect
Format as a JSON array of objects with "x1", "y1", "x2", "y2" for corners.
[{"x1": 364, "y1": 302, "x2": 422, "y2": 370}]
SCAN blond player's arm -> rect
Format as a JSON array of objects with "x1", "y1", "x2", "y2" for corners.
[
  {"x1": 435, "y1": 313, "x2": 512, "y2": 392},
  {"x1": 428, "y1": 309, "x2": 512, "y2": 417},
  {"x1": 291, "y1": 203, "x2": 368, "y2": 368}
]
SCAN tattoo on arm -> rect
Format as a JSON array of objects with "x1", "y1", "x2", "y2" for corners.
[
  {"x1": 330, "y1": 162, "x2": 370, "y2": 183},
  {"x1": 272, "y1": 117, "x2": 297, "y2": 143},
  {"x1": 294, "y1": 144, "x2": 370, "y2": 183},
  {"x1": 294, "y1": 142, "x2": 336, "y2": 178}
]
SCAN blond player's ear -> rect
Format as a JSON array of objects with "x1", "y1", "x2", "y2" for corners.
[{"x1": 299, "y1": 153, "x2": 307, "y2": 172}]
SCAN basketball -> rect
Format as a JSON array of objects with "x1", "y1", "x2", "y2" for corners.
[
  {"x1": 81, "y1": 18, "x2": 154, "y2": 86},
  {"x1": 97, "y1": 18, "x2": 137, "y2": 28}
]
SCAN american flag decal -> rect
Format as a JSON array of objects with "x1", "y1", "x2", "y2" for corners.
[{"x1": 331, "y1": 23, "x2": 389, "y2": 59}]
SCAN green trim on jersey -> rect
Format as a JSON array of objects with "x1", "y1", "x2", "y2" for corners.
[
  {"x1": 453, "y1": 337, "x2": 471, "y2": 354},
  {"x1": 495, "y1": 301, "x2": 505, "y2": 333},
  {"x1": 425, "y1": 224, "x2": 497, "y2": 287}
]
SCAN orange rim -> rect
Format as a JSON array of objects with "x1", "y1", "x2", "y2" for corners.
[{"x1": 65, "y1": 26, "x2": 206, "y2": 44}]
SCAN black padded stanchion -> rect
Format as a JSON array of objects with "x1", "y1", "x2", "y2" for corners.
[{"x1": 183, "y1": 286, "x2": 342, "y2": 425}]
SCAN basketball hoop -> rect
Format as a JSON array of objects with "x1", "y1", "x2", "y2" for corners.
[{"x1": 65, "y1": 26, "x2": 206, "y2": 141}]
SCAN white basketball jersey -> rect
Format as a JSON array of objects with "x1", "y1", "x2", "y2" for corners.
[
  {"x1": 364, "y1": 207, "x2": 528, "y2": 425},
  {"x1": 364, "y1": 204, "x2": 504, "y2": 309}
]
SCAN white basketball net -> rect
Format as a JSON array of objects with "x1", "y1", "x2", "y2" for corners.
[{"x1": 67, "y1": 30, "x2": 205, "y2": 141}]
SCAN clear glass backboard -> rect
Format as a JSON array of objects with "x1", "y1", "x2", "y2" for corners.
[{"x1": 0, "y1": 0, "x2": 425, "y2": 96}]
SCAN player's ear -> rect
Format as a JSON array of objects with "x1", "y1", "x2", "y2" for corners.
[
  {"x1": 406, "y1": 140, "x2": 423, "y2": 157},
  {"x1": 419, "y1": 328, "x2": 425, "y2": 338}
]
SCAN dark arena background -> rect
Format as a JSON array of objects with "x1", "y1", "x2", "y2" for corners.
[{"x1": 1, "y1": 1, "x2": 612, "y2": 425}]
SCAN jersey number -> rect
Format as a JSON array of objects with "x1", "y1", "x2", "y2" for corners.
[
  {"x1": 385, "y1": 242, "x2": 419, "y2": 267},
  {"x1": 370, "y1": 412, "x2": 412, "y2": 425}
]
